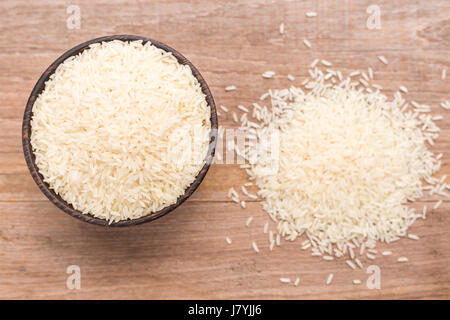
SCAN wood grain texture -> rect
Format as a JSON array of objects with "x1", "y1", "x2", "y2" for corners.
[{"x1": 0, "y1": 0, "x2": 449, "y2": 299}]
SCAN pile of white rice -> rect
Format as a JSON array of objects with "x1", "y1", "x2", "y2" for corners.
[
  {"x1": 235, "y1": 60, "x2": 448, "y2": 259},
  {"x1": 31, "y1": 40, "x2": 211, "y2": 222}
]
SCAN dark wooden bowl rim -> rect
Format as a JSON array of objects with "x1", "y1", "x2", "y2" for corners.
[{"x1": 22, "y1": 35, "x2": 218, "y2": 227}]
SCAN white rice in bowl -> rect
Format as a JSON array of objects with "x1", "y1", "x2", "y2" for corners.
[{"x1": 30, "y1": 40, "x2": 211, "y2": 222}]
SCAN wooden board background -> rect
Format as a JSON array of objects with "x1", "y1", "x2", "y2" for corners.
[{"x1": 0, "y1": 0, "x2": 449, "y2": 299}]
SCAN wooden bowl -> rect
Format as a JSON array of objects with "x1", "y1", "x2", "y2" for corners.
[{"x1": 22, "y1": 35, "x2": 218, "y2": 227}]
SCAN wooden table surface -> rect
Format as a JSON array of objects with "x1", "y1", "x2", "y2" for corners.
[{"x1": 0, "y1": 0, "x2": 449, "y2": 299}]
